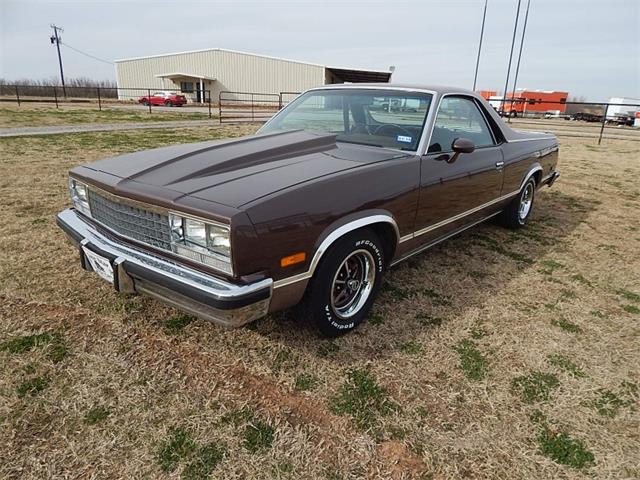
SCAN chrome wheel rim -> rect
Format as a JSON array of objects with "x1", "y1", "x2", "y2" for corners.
[
  {"x1": 519, "y1": 183, "x2": 534, "y2": 221},
  {"x1": 331, "y1": 249, "x2": 376, "y2": 319}
]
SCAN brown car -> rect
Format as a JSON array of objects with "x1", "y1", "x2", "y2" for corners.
[{"x1": 57, "y1": 84, "x2": 560, "y2": 336}]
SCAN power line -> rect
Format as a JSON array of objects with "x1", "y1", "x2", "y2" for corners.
[
  {"x1": 500, "y1": 0, "x2": 522, "y2": 116},
  {"x1": 509, "y1": 0, "x2": 531, "y2": 113},
  {"x1": 472, "y1": 0, "x2": 488, "y2": 92},
  {"x1": 60, "y1": 41, "x2": 114, "y2": 65},
  {"x1": 509, "y1": 0, "x2": 531, "y2": 112}
]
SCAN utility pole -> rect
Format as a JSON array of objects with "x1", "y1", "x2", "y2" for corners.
[
  {"x1": 509, "y1": 0, "x2": 531, "y2": 115},
  {"x1": 472, "y1": 0, "x2": 488, "y2": 92},
  {"x1": 500, "y1": 0, "x2": 522, "y2": 116},
  {"x1": 50, "y1": 24, "x2": 66, "y2": 97}
]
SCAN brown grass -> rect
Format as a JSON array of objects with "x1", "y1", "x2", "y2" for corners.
[
  {"x1": 0, "y1": 103, "x2": 214, "y2": 128},
  {"x1": 0, "y1": 119, "x2": 639, "y2": 479}
]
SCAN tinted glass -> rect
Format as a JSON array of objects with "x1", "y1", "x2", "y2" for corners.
[
  {"x1": 260, "y1": 89, "x2": 432, "y2": 151},
  {"x1": 428, "y1": 96, "x2": 495, "y2": 153}
]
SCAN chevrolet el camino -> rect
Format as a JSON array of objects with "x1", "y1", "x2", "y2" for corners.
[{"x1": 57, "y1": 84, "x2": 560, "y2": 336}]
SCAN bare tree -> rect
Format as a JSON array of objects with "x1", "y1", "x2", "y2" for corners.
[{"x1": 0, "y1": 77, "x2": 117, "y2": 98}]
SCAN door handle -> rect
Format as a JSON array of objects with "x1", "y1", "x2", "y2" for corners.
[{"x1": 495, "y1": 161, "x2": 505, "y2": 170}]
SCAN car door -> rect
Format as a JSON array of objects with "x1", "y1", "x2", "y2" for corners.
[
  {"x1": 413, "y1": 95, "x2": 503, "y2": 243},
  {"x1": 151, "y1": 93, "x2": 164, "y2": 105}
]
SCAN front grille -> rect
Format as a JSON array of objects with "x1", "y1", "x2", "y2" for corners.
[{"x1": 88, "y1": 190, "x2": 172, "y2": 250}]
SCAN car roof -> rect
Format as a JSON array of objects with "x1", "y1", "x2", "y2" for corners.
[{"x1": 310, "y1": 83, "x2": 476, "y2": 96}]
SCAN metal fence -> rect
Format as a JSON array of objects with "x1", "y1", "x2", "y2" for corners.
[
  {"x1": 2, "y1": 83, "x2": 638, "y2": 144},
  {"x1": 0, "y1": 84, "x2": 215, "y2": 118},
  {"x1": 218, "y1": 90, "x2": 300, "y2": 123},
  {"x1": 491, "y1": 97, "x2": 640, "y2": 144}
]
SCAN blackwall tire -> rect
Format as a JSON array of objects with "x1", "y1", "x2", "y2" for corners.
[
  {"x1": 500, "y1": 178, "x2": 536, "y2": 229},
  {"x1": 305, "y1": 229, "x2": 385, "y2": 337}
]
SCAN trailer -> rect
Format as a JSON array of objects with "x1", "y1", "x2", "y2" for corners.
[
  {"x1": 606, "y1": 97, "x2": 640, "y2": 120},
  {"x1": 491, "y1": 89, "x2": 569, "y2": 117}
]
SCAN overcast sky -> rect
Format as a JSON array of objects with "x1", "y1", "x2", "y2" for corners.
[{"x1": 1, "y1": 0, "x2": 638, "y2": 101}]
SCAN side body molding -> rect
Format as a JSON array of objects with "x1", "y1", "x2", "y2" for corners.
[{"x1": 273, "y1": 213, "x2": 399, "y2": 289}]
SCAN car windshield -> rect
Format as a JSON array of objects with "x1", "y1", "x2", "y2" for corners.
[{"x1": 260, "y1": 89, "x2": 433, "y2": 151}]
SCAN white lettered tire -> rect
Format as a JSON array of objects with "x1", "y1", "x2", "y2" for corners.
[{"x1": 305, "y1": 229, "x2": 385, "y2": 337}]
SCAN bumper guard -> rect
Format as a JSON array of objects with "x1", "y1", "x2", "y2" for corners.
[{"x1": 56, "y1": 208, "x2": 272, "y2": 327}]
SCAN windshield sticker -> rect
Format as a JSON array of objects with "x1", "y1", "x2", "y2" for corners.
[{"x1": 396, "y1": 135, "x2": 413, "y2": 143}]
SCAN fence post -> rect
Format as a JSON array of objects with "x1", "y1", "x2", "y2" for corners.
[
  {"x1": 97, "y1": 87, "x2": 102, "y2": 111},
  {"x1": 251, "y1": 93, "x2": 254, "y2": 122},
  {"x1": 598, "y1": 104, "x2": 608, "y2": 145},
  {"x1": 218, "y1": 91, "x2": 223, "y2": 124},
  {"x1": 208, "y1": 90, "x2": 212, "y2": 119},
  {"x1": 147, "y1": 89, "x2": 152, "y2": 114},
  {"x1": 278, "y1": 93, "x2": 283, "y2": 110},
  {"x1": 53, "y1": 86, "x2": 59, "y2": 108},
  {"x1": 15, "y1": 85, "x2": 20, "y2": 106}
]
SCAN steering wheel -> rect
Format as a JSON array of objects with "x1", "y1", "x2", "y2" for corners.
[
  {"x1": 350, "y1": 124, "x2": 372, "y2": 135},
  {"x1": 373, "y1": 124, "x2": 413, "y2": 137}
]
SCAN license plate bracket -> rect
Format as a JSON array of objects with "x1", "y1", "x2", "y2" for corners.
[{"x1": 82, "y1": 246, "x2": 114, "y2": 284}]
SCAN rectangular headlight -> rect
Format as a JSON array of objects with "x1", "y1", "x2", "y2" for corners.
[
  {"x1": 68, "y1": 177, "x2": 91, "y2": 217},
  {"x1": 169, "y1": 213, "x2": 232, "y2": 274}
]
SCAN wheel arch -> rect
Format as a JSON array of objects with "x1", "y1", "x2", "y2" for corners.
[
  {"x1": 312, "y1": 211, "x2": 399, "y2": 271},
  {"x1": 520, "y1": 164, "x2": 543, "y2": 190},
  {"x1": 272, "y1": 211, "x2": 399, "y2": 289}
]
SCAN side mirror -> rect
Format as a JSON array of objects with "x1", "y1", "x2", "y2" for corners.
[
  {"x1": 437, "y1": 137, "x2": 475, "y2": 164},
  {"x1": 452, "y1": 137, "x2": 475, "y2": 154}
]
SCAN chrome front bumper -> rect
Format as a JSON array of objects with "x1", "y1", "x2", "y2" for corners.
[{"x1": 56, "y1": 208, "x2": 272, "y2": 327}]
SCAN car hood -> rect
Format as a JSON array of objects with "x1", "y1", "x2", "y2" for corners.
[{"x1": 77, "y1": 130, "x2": 407, "y2": 209}]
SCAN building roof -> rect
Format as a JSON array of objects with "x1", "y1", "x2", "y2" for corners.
[
  {"x1": 326, "y1": 67, "x2": 391, "y2": 83},
  {"x1": 155, "y1": 72, "x2": 216, "y2": 81},
  {"x1": 115, "y1": 47, "x2": 391, "y2": 76}
]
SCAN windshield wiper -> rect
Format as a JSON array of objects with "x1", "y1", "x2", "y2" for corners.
[{"x1": 337, "y1": 138, "x2": 384, "y2": 148}]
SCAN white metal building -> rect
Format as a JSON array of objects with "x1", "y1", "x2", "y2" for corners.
[
  {"x1": 606, "y1": 97, "x2": 640, "y2": 119},
  {"x1": 114, "y1": 48, "x2": 392, "y2": 103}
]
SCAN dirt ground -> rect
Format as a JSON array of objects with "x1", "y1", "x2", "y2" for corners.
[{"x1": 0, "y1": 120, "x2": 638, "y2": 479}]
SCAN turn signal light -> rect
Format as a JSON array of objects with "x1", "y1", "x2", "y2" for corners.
[{"x1": 280, "y1": 252, "x2": 306, "y2": 268}]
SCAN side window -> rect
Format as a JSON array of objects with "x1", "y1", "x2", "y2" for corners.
[{"x1": 428, "y1": 96, "x2": 495, "y2": 153}]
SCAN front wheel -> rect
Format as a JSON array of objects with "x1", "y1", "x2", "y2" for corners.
[
  {"x1": 305, "y1": 229, "x2": 385, "y2": 337},
  {"x1": 500, "y1": 177, "x2": 536, "y2": 229}
]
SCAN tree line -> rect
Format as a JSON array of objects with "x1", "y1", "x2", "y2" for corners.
[{"x1": 0, "y1": 77, "x2": 118, "y2": 98}]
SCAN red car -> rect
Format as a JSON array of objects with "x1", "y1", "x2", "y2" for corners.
[{"x1": 138, "y1": 91, "x2": 187, "y2": 107}]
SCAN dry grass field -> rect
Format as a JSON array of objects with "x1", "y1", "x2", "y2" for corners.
[
  {"x1": 0, "y1": 121, "x2": 638, "y2": 479},
  {"x1": 0, "y1": 104, "x2": 212, "y2": 128}
]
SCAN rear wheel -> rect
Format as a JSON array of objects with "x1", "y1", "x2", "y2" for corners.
[
  {"x1": 142, "y1": 100, "x2": 150, "y2": 106},
  {"x1": 164, "y1": 100, "x2": 173, "y2": 107},
  {"x1": 305, "y1": 229, "x2": 385, "y2": 337},
  {"x1": 500, "y1": 177, "x2": 536, "y2": 229}
]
